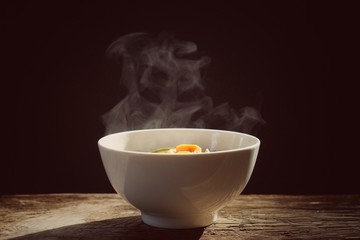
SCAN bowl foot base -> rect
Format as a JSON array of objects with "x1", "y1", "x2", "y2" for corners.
[{"x1": 141, "y1": 212, "x2": 217, "y2": 229}]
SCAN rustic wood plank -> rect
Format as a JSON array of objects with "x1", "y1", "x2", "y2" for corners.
[{"x1": 0, "y1": 194, "x2": 359, "y2": 239}]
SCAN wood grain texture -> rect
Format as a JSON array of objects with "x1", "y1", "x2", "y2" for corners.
[{"x1": 1, "y1": 194, "x2": 359, "y2": 239}]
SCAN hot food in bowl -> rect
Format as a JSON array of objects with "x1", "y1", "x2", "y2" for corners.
[{"x1": 98, "y1": 128, "x2": 260, "y2": 229}]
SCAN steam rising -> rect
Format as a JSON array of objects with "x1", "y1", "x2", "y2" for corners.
[{"x1": 102, "y1": 33, "x2": 263, "y2": 134}]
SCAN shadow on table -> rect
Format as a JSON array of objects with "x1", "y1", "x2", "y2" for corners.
[{"x1": 10, "y1": 215, "x2": 205, "y2": 240}]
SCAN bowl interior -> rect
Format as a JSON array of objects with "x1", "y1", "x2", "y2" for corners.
[{"x1": 99, "y1": 128, "x2": 259, "y2": 153}]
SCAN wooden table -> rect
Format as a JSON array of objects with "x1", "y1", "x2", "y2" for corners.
[{"x1": 0, "y1": 194, "x2": 359, "y2": 239}]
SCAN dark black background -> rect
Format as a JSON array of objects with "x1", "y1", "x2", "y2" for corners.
[{"x1": 1, "y1": 2, "x2": 351, "y2": 194}]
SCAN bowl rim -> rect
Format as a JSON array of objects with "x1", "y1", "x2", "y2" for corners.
[{"x1": 98, "y1": 128, "x2": 260, "y2": 155}]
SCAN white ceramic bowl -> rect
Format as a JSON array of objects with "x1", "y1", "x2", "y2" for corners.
[{"x1": 98, "y1": 128, "x2": 260, "y2": 229}]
